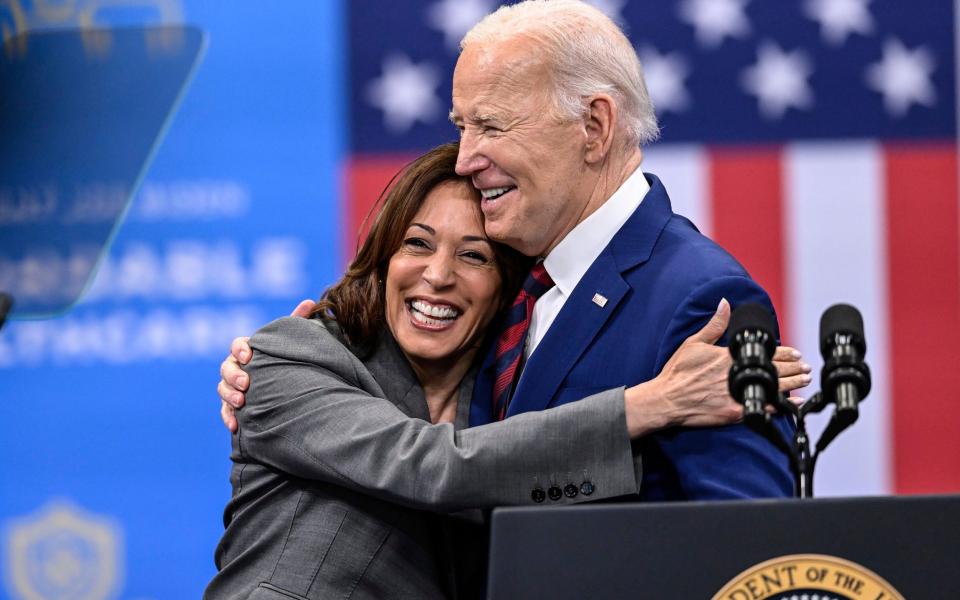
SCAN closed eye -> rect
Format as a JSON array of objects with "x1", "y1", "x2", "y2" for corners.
[
  {"x1": 403, "y1": 237, "x2": 431, "y2": 250},
  {"x1": 460, "y1": 250, "x2": 490, "y2": 264}
]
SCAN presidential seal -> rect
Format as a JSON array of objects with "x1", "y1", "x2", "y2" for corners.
[
  {"x1": 713, "y1": 554, "x2": 905, "y2": 600},
  {"x1": 4, "y1": 500, "x2": 123, "y2": 600}
]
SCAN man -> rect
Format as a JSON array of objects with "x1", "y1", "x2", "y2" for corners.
[{"x1": 220, "y1": 0, "x2": 808, "y2": 499}]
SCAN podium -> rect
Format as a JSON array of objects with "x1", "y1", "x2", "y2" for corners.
[{"x1": 487, "y1": 494, "x2": 960, "y2": 599}]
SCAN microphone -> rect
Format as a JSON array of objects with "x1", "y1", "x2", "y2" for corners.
[
  {"x1": 819, "y1": 304, "x2": 871, "y2": 429},
  {"x1": 728, "y1": 303, "x2": 779, "y2": 425},
  {"x1": 0, "y1": 293, "x2": 12, "y2": 332}
]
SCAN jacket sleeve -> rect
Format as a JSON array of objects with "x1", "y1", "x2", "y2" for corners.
[
  {"x1": 648, "y1": 276, "x2": 796, "y2": 500},
  {"x1": 236, "y1": 317, "x2": 642, "y2": 512}
]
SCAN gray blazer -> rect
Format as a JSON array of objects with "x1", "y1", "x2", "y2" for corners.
[{"x1": 206, "y1": 317, "x2": 642, "y2": 600}]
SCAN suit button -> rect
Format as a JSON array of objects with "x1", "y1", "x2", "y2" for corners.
[
  {"x1": 580, "y1": 481, "x2": 595, "y2": 496},
  {"x1": 547, "y1": 486, "x2": 563, "y2": 501},
  {"x1": 563, "y1": 484, "x2": 578, "y2": 498},
  {"x1": 531, "y1": 488, "x2": 546, "y2": 503}
]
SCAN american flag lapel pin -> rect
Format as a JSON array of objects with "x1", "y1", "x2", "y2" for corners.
[{"x1": 591, "y1": 293, "x2": 608, "y2": 308}]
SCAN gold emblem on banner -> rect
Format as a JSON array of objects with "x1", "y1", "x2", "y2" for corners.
[
  {"x1": 1, "y1": 0, "x2": 184, "y2": 57},
  {"x1": 713, "y1": 554, "x2": 905, "y2": 600},
  {"x1": 5, "y1": 500, "x2": 123, "y2": 600}
]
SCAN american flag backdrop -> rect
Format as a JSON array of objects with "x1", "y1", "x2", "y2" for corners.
[{"x1": 346, "y1": 0, "x2": 960, "y2": 497}]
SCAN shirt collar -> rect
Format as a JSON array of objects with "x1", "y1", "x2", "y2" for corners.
[{"x1": 543, "y1": 167, "x2": 650, "y2": 296}]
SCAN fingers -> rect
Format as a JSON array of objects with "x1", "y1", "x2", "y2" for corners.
[
  {"x1": 778, "y1": 373, "x2": 812, "y2": 393},
  {"x1": 220, "y1": 332, "x2": 256, "y2": 435},
  {"x1": 688, "y1": 298, "x2": 731, "y2": 345},
  {"x1": 774, "y1": 347, "x2": 812, "y2": 392},
  {"x1": 291, "y1": 299, "x2": 316, "y2": 318},
  {"x1": 218, "y1": 380, "x2": 246, "y2": 409},
  {"x1": 220, "y1": 357, "x2": 249, "y2": 392},
  {"x1": 774, "y1": 358, "x2": 811, "y2": 378},
  {"x1": 773, "y1": 346, "x2": 802, "y2": 361},
  {"x1": 221, "y1": 401, "x2": 238, "y2": 433},
  {"x1": 230, "y1": 336, "x2": 252, "y2": 364}
]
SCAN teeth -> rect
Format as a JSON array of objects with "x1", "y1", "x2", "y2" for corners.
[
  {"x1": 410, "y1": 310, "x2": 450, "y2": 328},
  {"x1": 411, "y1": 300, "x2": 459, "y2": 319},
  {"x1": 481, "y1": 186, "x2": 512, "y2": 200}
]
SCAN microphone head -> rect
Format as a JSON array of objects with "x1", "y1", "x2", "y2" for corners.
[
  {"x1": 820, "y1": 303, "x2": 866, "y2": 357},
  {"x1": 729, "y1": 302, "x2": 777, "y2": 356}
]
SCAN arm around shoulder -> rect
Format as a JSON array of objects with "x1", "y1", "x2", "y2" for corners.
[
  {"x1": 237, "y1": 318, "x2": 642, "y2": 511},
  {"x1": 648, "y1": 277, "x2": 794, "y2": 499}
]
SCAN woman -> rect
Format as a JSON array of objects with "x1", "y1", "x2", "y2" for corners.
[{"x1": 206, "y1": 143, "x2": 805, "y2": 599}]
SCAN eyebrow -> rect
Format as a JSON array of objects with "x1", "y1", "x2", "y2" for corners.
[
  {"x1": 448, "y1": 109, "x2": 502, "y2": 124},
  {"x1": 411, "y1": 222, "x2": 435, "y2": 235},
  {"x1": 410, "y1": 223, "x2": 490, "y2": 244}
]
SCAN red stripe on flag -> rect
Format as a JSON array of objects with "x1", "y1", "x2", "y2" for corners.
[
  {"x1": 343, "y1": 155, "x2": 416, "y2": 263},
  {"x1": 708, "y1": 149, "x2": 789, "y2": 332},
  {"x1": 885, "y1": 144, "x2": 960, "y2": 494}
]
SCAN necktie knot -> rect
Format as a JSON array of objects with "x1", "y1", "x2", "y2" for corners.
[{"x1": 522, "y1": 263, "x2": 554, "y2": 300}]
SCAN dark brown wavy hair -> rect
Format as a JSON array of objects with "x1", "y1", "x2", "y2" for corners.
[{"x1": 311, "y1": 142, "x2": 532, "y2": 346}]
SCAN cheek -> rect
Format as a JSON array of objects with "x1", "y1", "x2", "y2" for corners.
[
  {"x1": 383, "y1": 258, "x2": 405, "y2": 325},
  {"x1": 471, "y1": 271, "x2": 503, "y2": 327}
]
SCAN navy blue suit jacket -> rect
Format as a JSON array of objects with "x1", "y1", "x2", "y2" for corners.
[{"x1": 471, "y1": 174, "x2": 794, "y2": 500}]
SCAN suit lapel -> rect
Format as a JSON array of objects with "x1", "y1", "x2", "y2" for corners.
[
  {"x1": 471, "y1": 343, "x2": 497, "y2": 426},
  {"x1": 508, "y1": 251, "x2": 629, "y2": 416},
  {"x1": 505, "y1": 174, "x2": 675, "y2": 416},
  {"x1": 364, "y1": 330, "x2": 431, "y2": 421}
]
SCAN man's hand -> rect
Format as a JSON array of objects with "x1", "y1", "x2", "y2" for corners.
[
  {"x1": 219, "y1": 299, "x2": 316, "y2": 432},
  {"x1": 623, "y1": 299, "x2": 811, "y2": 438}
]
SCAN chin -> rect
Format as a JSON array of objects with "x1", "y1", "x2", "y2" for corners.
[
  {"x1": 485, "y1": 225, "x2": 522, "y2": 248},
  {"x1": 399, "y1": 338, "x2": 451, "y2": 360}
]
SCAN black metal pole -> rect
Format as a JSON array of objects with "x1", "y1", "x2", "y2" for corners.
[{"x1": 795, "y1": 415, "x2": 814, "y2": 498}]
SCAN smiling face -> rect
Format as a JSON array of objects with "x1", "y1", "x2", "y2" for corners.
[
  {"x1": 451, "y1": 38, "x2": 595, "y2": 257},
  {"x1": 384, "y1": 180, "x2": 503, "y2": 370}
]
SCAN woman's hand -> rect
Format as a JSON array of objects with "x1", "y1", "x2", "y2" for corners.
[
  {"x1": 623, "y1": 299, "x2": 810, "y2": 438},
  {"x1": 218, "y1": 299, "x2": 316, "y2": 432}
]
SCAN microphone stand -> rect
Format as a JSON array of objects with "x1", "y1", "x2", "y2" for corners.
[
  {"x1": 729, "y1": 303, "x2": 869, "y2": 498},
  {"x1": 752, "y1": 389, "x2": 859, "y2": 499}
]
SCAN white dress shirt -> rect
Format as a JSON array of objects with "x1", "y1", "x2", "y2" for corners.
[{"x1": 525, "y1": 166, "x2": 651, "y2": 359}]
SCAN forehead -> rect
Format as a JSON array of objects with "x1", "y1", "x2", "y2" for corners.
[
  {"x1": 414, "y1": 180, "x2": 485, "y2": 231},
  {"x1": 451, "y1": 40, "x2": 550, "y2": 118}
]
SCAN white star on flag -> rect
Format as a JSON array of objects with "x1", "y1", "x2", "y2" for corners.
[
  {"x1": 365, "y1": 54, "x2": 442, "y2": 133},
  {"x1": 586, "y1": 0, "x2": 627, "y2": 24},
  {"x1": 741, "y1": 41, "x2": 815, "y2": 120},
  {"x1": 865, "y1": 38, "x2": 937, "y2": 117},
  {"x1": 804, "y1": 0, "x2": 874, "y2": 46},
  {"x1": 638, "y1": 46, "x2": 691, "y2": 114},
  {"x1": 427, "y1": 0, "x2": 496, "y2": 51},
  {"x1": 678, "y1": 0, "x2": 751, "y2": 48}
]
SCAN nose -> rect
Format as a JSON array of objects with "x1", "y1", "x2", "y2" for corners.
[
  {"x1": 422, "y1": 252, "x2": 455, "y2": 289},
  {"x1": 455, "y1": 129, "x2": 489, "y2": 176}
]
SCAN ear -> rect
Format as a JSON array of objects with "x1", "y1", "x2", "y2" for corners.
[{"x1": 583, "y1": 94, "x2": 616, "y2": 164}]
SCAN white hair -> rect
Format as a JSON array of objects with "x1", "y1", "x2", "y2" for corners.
[{"x1": 461, "y1": 0, "x2": 659, "y2": 147}]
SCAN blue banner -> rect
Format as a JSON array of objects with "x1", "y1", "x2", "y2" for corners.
[{"x1": 0, "y1": 1, "x2": 344, "y2": 597}]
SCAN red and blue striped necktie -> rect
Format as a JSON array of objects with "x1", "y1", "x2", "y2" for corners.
[{"x1": 492, "y1": 263, "x2": 554, "y2": 421}]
